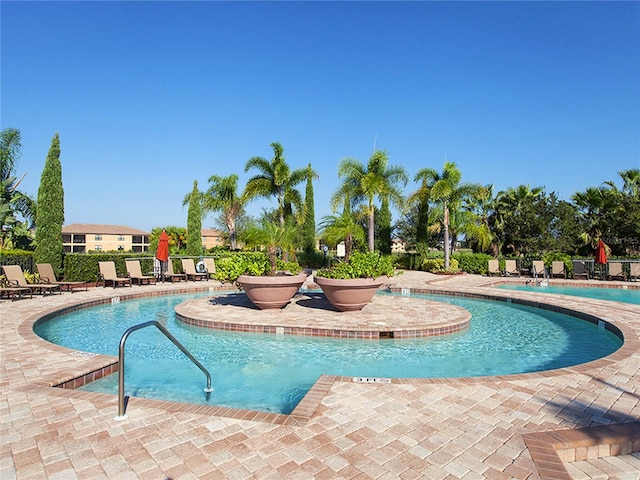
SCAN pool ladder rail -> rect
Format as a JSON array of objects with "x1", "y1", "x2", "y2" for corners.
[
  {"x1": 114, "y1": 320, "x2": 213, "y2": 421},
  {"x1": 532, "y1": 265, "x2": 550, "y2": 286}
]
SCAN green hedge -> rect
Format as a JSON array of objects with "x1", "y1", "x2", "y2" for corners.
[
  {"x1": 452, "y1": 252, "x2": 493, "y2": 275},
  {"x1": 64, "y1": 253, "x2": 156, "y2": 282}
]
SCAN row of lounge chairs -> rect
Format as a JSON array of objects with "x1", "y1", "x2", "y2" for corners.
[
  {"x1": 98, "y1": 258, "x2": 215, "y2": 288},
  {"x1": 487, "y1": 259, "x2": 640, "y2": 281},
  {"x1": 1, "y1": 257, "x2": 218, "y2": 299}
]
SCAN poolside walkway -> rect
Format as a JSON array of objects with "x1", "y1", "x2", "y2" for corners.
[{"x1": 1, "y1": 271, "x2": 638, "y2": 479}]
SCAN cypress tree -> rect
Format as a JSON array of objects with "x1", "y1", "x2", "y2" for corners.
[
  {"x1": 186, "y1": 180, "x2": 202, "y2": 256},
  {"x1": 302, "y1": 163, "x2": 316, "y2": 254},
  {"x1": 378, "y1": 197, "x2": 392, "y2": 255},
  {"x1": 34, "y1": 133, "x2": 64, "y2": 273}
]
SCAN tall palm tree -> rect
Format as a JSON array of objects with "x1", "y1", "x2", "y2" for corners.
[
  {"x1": 204, "y1": 174, "x2": 245, "y2": 250},
  {"x1": 244, "y1": 142, "x2": 307, "y2": 227},
  {"x1": 332, "y1": 149, "x2": 408, "y2": 252},
  {"x1": 415, "y1": 162, "x2": 481, "y2": 269}
]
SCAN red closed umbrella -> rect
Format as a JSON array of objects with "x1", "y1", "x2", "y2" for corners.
[
  {"x1": 156, "y1": 230, "x2": 169, "y2": 280},
  {"x1": 595, "y1": 239, "x2": 607, "y2": 265},
  {"x1": 594, "y1": 239, "x2": 608, "y2": 280}
]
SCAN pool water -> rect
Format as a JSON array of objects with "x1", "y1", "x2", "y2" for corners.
[
  {"x1": 497, "y1": 284, "x2": 640, "y2": 304},
  {"x1": 34, "y1": 291, "x2": 623, "y2": 414}
]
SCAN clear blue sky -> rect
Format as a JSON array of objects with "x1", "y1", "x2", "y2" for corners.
[{"x1": 2, "y1": 1, "x2": 639, "y2": 233}]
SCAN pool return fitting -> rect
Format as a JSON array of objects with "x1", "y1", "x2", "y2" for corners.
[{"x1": 114, "y1": 320, "x2": 213, "y2": 421}]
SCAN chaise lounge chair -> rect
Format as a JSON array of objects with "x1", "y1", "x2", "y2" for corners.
[
  {"x1": 551, "y1": 261, "x2": 566, "y2": 278},
  {"x1": 607, "y1": 262, "x2": 626, "y2": 281},
  {"x1": 203, "y1": 258, "x2": 216, "y2": 278},
  {"x1": 532, "y1": 261, "x2": 546, "y2": 278},
  {"x1": 629, "y1": 263, "x2": 640, "y2": 281},
  {"x1": 2, "y1": 265, "x2": 61, "y2": 295},
  {"x1": 0, "y1": 277, "x2": 32, "y2": 300},
  {"x1": 487, "y1": 259, "x2": 500, "y2": 276},
  {"x1": 181, "y1": 258, "x2": 208, "y2": 281},
  {"x1": 98, "y1": 261, "x2": 132, "y2": 288},
  {"x1": 572, "y1": 260, "x2": 589, "y2": 280},
  {"x1": 125, "y1": 260, "x2": 157, "y2": 286},
  {"x1": 504, "y1": 259, "x2": 519, "y2": 276},
  {"x1": 164, "y1": 259, "x2": 187, "y2": 282},
  {"x1": 36, "y1": 263, "x2": 88, "y2": 292}
]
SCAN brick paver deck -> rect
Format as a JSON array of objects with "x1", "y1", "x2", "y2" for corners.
[{"x1": 1, "y1": 271, "x2": 638, "y2": 479}]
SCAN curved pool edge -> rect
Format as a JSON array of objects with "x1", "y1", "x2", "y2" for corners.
[{"x1": 15, "y1": 279, "x2": 639, "y2": 424}]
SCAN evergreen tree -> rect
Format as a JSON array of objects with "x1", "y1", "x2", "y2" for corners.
[
  {"x1": 186, "y1": 180, "x2": 202, "y2": 256},
  {"x1": 302, "y1": 163, "x2": 318, "y2": 254},
  {"x1": 34, "y1": 133, "x2": 64, "y2": 272},
  {"x1": 377, "y1": 197, "x2": 392, "y2": 254}
]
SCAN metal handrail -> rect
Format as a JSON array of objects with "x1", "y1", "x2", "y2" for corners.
[{"x1": 114, "y1": 320, "x2": 213, "y2": 420}]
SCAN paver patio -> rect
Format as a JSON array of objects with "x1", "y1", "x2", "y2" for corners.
[{"x1": 1, "y1": 270, "x2": 638, "y2": 479}]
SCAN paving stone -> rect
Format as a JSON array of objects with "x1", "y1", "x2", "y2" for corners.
[{"x1": 1, "y1": 272, "x2": 639, "y2": 479}]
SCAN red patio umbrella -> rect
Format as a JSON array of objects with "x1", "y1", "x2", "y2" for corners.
[
  {"x1": 156, "y1": 230, "x2": 169, "y2": 280},
  {"x1": 595, "y1": 239, "x2": 607, "y2": 265},
  {"x1": 594, "y1": 239, "x2": 608, "y2": 280}
]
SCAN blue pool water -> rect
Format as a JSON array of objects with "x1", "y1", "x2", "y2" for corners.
[
  {"x1": 34, "y1": 291, "x2": 622, "y2": 414},
  {"x1": 497, "y1": 284, "x2": 640, "y2": 304}
]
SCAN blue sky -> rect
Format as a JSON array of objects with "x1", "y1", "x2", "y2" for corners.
[{"x1": 2, "y1": 1, "x2": 639, "y2": 233}]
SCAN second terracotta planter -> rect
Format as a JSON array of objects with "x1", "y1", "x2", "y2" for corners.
[{"x1": 314, "y1": 276, "x2": 388, "y2": 312}]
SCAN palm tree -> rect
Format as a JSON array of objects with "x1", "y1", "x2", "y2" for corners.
[
  {"x1": 1, "y1": 128, "x2": 36, "y2": 249},
  {"x1": 415, "y1": 162, "x2": 481, "y2": 269},
  {"x1": 332, "y1": 149, "x2": 408, "y2": 252},
  {"x1": 244, "y1": 142, "x2": 307, "y2": 227},
  {"x1": 319, "y1": 199, "x2": 366, "y2": 263},
  {"x1": 203, "y1": 174, "x2": 245, "y2": 250},
  {"x1": 461, "y1": 185, "x2": 496, "y2": 254},
  {"x1": 606, "y1": 168, "x2": 640, "y2": 198},
  {"x1": 242, "y1": 219, "x2": 298, "y2": 275}
]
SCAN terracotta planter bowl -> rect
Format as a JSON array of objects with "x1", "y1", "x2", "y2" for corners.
[
  {"x1": 237, "y1": 272, "x2": 307, "y2": 310},
  {"x1": 314, "y1": 276, "x2": 388, "y2": 312}
]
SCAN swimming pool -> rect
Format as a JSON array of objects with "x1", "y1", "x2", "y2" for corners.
[
  {"x1": 34, "y1": 291, "x2": 622, "y2": 414},
  {"x1": 497, "y1": 284, "x2": 640, "y2": 304}
]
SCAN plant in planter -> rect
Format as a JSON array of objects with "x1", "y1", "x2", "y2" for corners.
[
  {"x1": 314, "y1": 251, "x2": 397, "y2": 311},
  {"x1": 224, "y1": 221, "x2": 306, "y2": 309}
]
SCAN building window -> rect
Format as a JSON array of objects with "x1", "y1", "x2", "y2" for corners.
[
  {"x1": 73, "y1": 234, "x2": 85, "y2": 243},
  {"x1": 118, "y1": 235, "x2": 125, "y2": 241},
  {"x1": 118, "y1": 245, "x2": 124, "y2": 251},
  {"x1": 94, "y1": 245, "x2": 102, "y2": 251},
  {"x1": 95, "y1": 234, "x2": 102, "y2": 241},
  {"x1": 132, "y1": 235, "x2": 142, "y2": 244},
  {"x1": 62, "y1": 234, "x2": 72, "y2": 243}
]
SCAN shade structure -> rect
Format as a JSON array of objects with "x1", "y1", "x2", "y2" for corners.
[
  {"x1": 595, "y1": 239, "x2": 607, "y2": 265},
  {"x1": 155, "y1": 230, "x2": 170, "y2": 279}
]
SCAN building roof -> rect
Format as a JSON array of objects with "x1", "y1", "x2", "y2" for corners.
[
  {"x1": 62, "y1": 224, "x2": 149, "y2": 235},
  {"x1": 201, "y1": 228, "x2": 224, "y2": 237}
]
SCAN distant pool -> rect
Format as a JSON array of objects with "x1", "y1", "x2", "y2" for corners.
[{"x1": 496, "y1": 284, "x2": 640, "y2": 305}]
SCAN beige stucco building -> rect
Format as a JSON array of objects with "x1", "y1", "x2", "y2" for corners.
[
  {"x1": 62, "y1": 224, "x2": 151, "y2": 253},
  {"x1": 62, "y1": 224, "x2": 226, "y2": 253}
]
